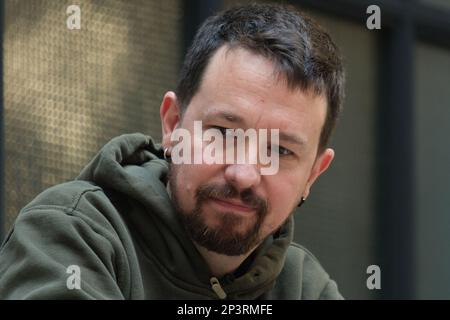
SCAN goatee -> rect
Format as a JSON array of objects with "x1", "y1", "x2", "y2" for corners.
[{"x1": 169, "y1": 165, "x2": 269, "y2": 256}]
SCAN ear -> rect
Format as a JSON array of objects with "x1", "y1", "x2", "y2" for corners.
[
  {"x1": 303, "y1": 148, "x2": 335, "y2": 199},
  {"x1": 160, "y1": 91, "x2": 181, "y2": 148}
]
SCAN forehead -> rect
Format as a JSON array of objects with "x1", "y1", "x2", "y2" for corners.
[
  {"x1": 185, "y1": 45, "x2": 327, "y2": 145},
  {"x1": 200, "y1": 46, "x2": 287, "y2": 104}
]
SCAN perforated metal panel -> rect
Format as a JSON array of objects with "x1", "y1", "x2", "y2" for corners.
[{"x1": 4, "y1": 0, "x2": 182, "y2": 230}]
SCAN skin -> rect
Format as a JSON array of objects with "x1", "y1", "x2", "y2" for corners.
[{"x1": 160, "y1": 45, "x2": 334, "y2": 277}]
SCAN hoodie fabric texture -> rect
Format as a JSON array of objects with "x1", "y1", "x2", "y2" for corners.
[{"x1": 0, "y1": 133, "x2": 343, "y2": 299}]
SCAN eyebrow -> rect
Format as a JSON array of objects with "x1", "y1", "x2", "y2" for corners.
[{"x1": 278, "y1": 132, "x2": 307, "y2": 149}]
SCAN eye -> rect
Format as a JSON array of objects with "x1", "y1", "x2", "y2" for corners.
[
  {"x1": 211, "y1": 126, "x2": 229, "y2": 136},
  {"x1": 271, "y1": 145, "x2": 294, "y2": 156}
]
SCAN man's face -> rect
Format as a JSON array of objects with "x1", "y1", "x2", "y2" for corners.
[{"x1": 161, "y1": 46, "x2": 334, "y2": 256}]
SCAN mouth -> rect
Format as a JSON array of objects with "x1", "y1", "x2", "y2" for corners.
[{"x1": 210, "y1": 197, "x2": 256, "y2": 214}]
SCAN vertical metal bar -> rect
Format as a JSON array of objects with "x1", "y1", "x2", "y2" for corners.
[
  {"x1": 0, "y1": 0, "x2": 5, "y2": 241},
  {"x1": 376, "y1": 1, "x2": 416, "y2": 299}
]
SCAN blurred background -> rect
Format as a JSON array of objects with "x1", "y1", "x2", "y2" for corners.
[{"x1": 1, "y1": 0, "x2": 450, "y2": 299}]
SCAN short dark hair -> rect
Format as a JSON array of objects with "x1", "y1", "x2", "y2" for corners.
[{"x1": 176, "y1": 3, "x2": 345, "y2": 153}]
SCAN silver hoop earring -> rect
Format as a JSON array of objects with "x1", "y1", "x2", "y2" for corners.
[{"x1": 163, "y1": 147, "x2": 171, "y2": 161}]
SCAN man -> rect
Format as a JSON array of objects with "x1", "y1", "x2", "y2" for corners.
[{"x1": 0, "y1": 3, "x2": 345, "y2": 299}]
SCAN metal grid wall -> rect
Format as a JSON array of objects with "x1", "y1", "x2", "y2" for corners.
[{"x1": 4, "y1": 0, "x2": 182, "y2": 231}]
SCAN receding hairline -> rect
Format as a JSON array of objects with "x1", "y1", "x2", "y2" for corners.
[{"x1": 181, "y1": 43, "x2": 327, "y2": 112}]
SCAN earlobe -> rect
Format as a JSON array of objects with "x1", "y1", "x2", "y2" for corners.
[{"x1": 160, "y1": 91, "x2": 181, "y2": 146}]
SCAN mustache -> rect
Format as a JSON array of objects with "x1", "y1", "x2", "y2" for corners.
[{"x1": 196, "y1": 183, "x2": 268, "y2": 214}]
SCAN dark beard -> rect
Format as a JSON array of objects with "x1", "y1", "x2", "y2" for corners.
[{"x1": 169, "y1": 165, "x2": 269, "y2": 256}]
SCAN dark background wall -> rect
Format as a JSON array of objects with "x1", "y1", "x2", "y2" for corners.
[{"x1": 2, "y1": 0, "x2": 450, "y2": 299}]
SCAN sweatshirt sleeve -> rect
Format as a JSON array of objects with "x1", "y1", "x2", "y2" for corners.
[{"x1": 0, "y1": 206, "x2": 125, "y2": 299}]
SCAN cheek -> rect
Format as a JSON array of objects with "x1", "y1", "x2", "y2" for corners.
[
  {"x1": 173, "y1": 163, "x2": 224, "y2": 199},
  {"x1": 172, "y1": 164, "x2": 192, "y2": 192},
  {"x1": 268, "y1": 186, "x2": 298, "y2": 216},
  {"x1": 268, "y1": 172, "x2": 306, "y2": 203},
  {"x1": 261, "y1": 175, "x2": 305, "y2": 231}
]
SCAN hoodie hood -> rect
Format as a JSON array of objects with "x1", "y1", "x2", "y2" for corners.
[{"x1": 77, "y1": 133, "x2": 293, "y2": 299}]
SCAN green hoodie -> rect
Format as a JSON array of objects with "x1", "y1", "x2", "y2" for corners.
[{"x1": 0, "y1": 133, "x2": 342, "y2": 300}]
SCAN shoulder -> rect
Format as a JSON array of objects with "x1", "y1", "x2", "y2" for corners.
[
  {"x1": 20, "y1": 180, "x2": 118, "y2": 222},
  {"x1": 269, "y1": 242, "x2": 343, "y2": 299},
  {"x1": 0, "y1": 181, "x2": 137, "y2": 299},
  {"x1": 3, "y1": 179, "x2": 132, "y2": 272},
  {"x1": 22, "y1": 180, "x2": 105, "y2": 213},
  {"x1": 8, "y1": 180, "x2": 125, "y2": 247}
]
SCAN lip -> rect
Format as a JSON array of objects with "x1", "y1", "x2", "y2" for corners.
[{"x1": 210, "y1": 198, "x2": 256, "y2": 214}]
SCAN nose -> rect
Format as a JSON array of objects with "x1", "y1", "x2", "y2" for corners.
[{"x1": 224, "y1": 164, "x2": 261, "y2": 192}]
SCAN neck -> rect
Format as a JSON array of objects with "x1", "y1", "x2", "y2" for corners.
[{"x1": 194, "y1": 243, "x2": 254, "y2": 278}]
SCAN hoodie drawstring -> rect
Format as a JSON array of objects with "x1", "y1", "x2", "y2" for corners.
[{"x1": 210, "y1": 277, "x2": 227, "y2": 300}]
